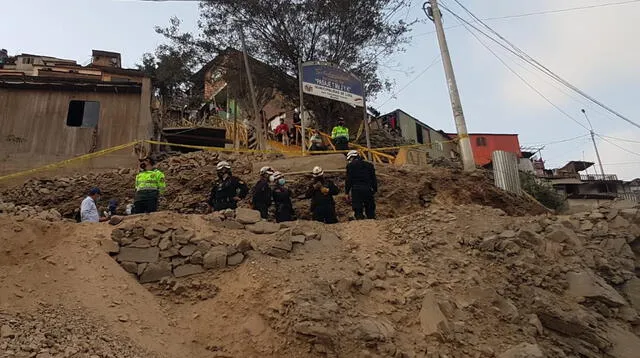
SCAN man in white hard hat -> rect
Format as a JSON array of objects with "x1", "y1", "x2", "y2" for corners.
[
  {"x1": 251, "y1": 166, "x2": 275, "y2": 219},
  {"x1": 305, "y1": 166, "x2": 339, "y2": 224},
  {"x1": 345, "y1": 150, "x2": 377, "y2": 220},
  {"x1": 270, "y1": 171, "x2": 296, "y2": 223},
  {"x1": 207, "y1": 161, "x2": 248, "y2": 212}
]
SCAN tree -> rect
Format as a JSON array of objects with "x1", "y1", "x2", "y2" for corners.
[{"x1": 156, "y1": 0, "x2": 414, "y2": 100}]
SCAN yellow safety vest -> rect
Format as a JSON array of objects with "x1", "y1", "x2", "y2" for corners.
[
  {"x1": 135, "y1": 169, "x2": 166, "y2": 193},
  {"x1": 332, "y1": 126, "x2": 349, "y2": 139}
]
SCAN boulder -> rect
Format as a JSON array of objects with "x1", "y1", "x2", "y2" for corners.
[
  {"x1": 173, "y1": 264, "x2": 205, "y2": 278},
  {"x1": 235, "y1": 208, "x2": 262, "y2": 224},
  {"x1": 179, "y1": 245, "x2": 197, "y2": 257},
  {"x1": 139, "y1": 261, "x2": 172, "y2": 283},
  {"x1": 498, "y1": 343, "x2": 544, "y2": 358},
  {"x1": 172, "y1": 228, "x2": 195, "y2": 244},
  {"x1": 203, "y1": 247, "x2": 227, "y2": 269},
  {"x1": 158, "y1": 237, "x2": 171, "y2": 251},
  {"x1": 607, "y1": 325, "x2": 640, "y2": 358},
  {"x1": 117, "y1": 247, "x2": 159, "y2": 263},
  {"x1": 610, "y1": 216, "x2": 631, "y2": 230},
  {"x1": 227, "y1": 252, "x2": 245, "y2": 266},
  {"x1": 546, "y1": 225, "x2": 580, "y2": 246},
  {"x1": 120, "y1": 261, "x2": 138, "y2": 274},
  {"x1": 190, "y1": 251, "x2": 204, "y2": 265},
  {"x1": 566, "y1": 270, "x2": 627, "y2": 307},
  {"x1": 235, "y1": 238, "x2": 253, "y2": 253},
  {"x1": 622, "y1": 277, "x2": 640, "y2": 311},
  {"x1": 100, "y1": 239, "x2": 120, "y2": 254},
  {"x1": 246, "y1": 222, "x2": 281, "y2": 234},
  {"x1": 419, "y1": 291, "x2": 449, "y2": 336},
  {"x1": 291, "y1": 235, "x2": 306, "y2": 244},
  {"x1": 357, "y1": 318, "x2": 395, "y2": 342}
]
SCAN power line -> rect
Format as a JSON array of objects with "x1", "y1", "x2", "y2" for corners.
[
  {"x1": 522, "y1": 134, "x2": 590, "y2": 147},
  {"x1": 376, "y1": 54, "x2": 441, "y2": 108},
  {"x1": 600, "y1": 134, "x2": 640, "y2": 144},
  {"x1": 596, "y1": 133, "x2": 640, "y2": 157},
  {"x1": 484, "y1": 0, "x2": 640, "y2": 20},
  {"x1": 447, "y1": 0, "x2": 640, "y2": 130}
]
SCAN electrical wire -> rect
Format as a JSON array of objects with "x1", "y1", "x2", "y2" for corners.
[
  {"x1": 596, "y1": 133, "x2": 640, "y2": 158},
  {"x1": 447, "y1": 0, "x2": 640, "y2": 130},
  {"x1": 599, "y1": 134, "x2": 640, "y2": 144},
  {"x1": 484, "y1": 0, "x2": 640, "y2": 20},
  {"x1": 522, "y1": 134, "x2": 590, "y2": 147}
]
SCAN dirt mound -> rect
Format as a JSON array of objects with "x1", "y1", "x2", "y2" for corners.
[
  {"x1": 0, "y1": 151, "x2": 545, "y2": 221},
  {"x1": 2, "y1": 204, "x2": 640, "y2": 357}
]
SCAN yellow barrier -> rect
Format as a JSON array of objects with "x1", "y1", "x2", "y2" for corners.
[{"x1": 0, "y1": 141, "x2": 141, "y2": 182}]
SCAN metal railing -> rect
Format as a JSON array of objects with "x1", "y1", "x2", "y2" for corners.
[{"x1": 580, "y1": 174, "x2": 619, "y2": 181}]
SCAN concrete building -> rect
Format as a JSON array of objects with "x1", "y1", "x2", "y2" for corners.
[
  {"x1": 0, "y1": 50, "x2": 152, "y2": 174},
  {"x1": 447, "y1": 133, "x2": 521, "y2": 167},
  {"x1": 379, "y1": 109, "x2": 459, "y2": 160}
]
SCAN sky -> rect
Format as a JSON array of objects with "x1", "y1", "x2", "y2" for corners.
[{"x1": 2, "y1": 0, "x2": 639, "y2": 179}]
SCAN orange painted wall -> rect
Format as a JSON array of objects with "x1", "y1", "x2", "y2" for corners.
[{"x1": 469, "y1": 134, "x2": 521, "y2": 166}]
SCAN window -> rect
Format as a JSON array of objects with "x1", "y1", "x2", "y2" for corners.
[
  {"x1": 476, "y1": 136, "x2": 487, "y2": 146},
  {"x1": 22, "y1": 57, "x2": 34, "y2": 65},
  {"x1": 415, "y1": 123, "x2": 424, "y2": 144},
  {"x1": 66, "y1": 101, "x2": 100, "y2": 128}
]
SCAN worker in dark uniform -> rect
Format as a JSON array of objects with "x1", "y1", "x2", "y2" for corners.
[
  {"x1": 270, "y1": 171, "x2": 295, "y2": 223},
  {"x1": 252, "y1": 166, "x2": 274, "y2": 219},
  {"x1": 208, "y1": 161, "x2": 249, "y2": 212},
  {"x1": 345, "y1": 150, "x2": 377, "y2": 220},
  {"x1": 305, "y1": 166, "x2": 339, "y2": 224}
]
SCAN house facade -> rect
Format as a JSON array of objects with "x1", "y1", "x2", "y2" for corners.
[{"x1": 0, "y1": 50, "x2": 152, "y2": 174}]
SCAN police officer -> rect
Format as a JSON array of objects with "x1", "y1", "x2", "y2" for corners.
[
  {"x1": 331, "y1": 117, "x2": 349, "y2": 151},
  {"x1": 133, "y1": 157, "x2": 166, "y2": 214},
  {"x1": 345, "y1": 150, "x2": 377, "y2": 220},
  {"x1": 305, "y1": 166, "x2": 339, "y2": 224},
  {"x1": 208, "y1": 161, "x2": 249, "y2": 212},
  {"x1": 252, "y1": 166, "x2": 274, "y2": 219},
  {"x1": 270, "y1": 171, "x2": 295, "y2": 223}
]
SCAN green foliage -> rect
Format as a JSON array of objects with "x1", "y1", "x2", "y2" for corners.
[{"x1": 520, "y1": 172, "x2": 566, "y2": 211}]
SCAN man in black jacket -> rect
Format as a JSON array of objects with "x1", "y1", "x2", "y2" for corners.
[
  {"x1": 345, "y1": 150, "x2": 377, "y2": 220},
  {"x1": 251, "y1": 166, "x2": 274, "y2": 219},
  {"x1": 305, "y1": 166, "x2": 339, "y2": 224},
  {"x1": 208, "y1": 161, "x2": 249, "y2": 212}
]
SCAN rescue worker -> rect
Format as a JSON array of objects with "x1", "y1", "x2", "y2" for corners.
[
  {"x1": 270, "y1": 171, "x2": 295, "y2": 223},
  {"x1": 133, "y1": 157, "x2": 166, "y2": 214},
  {"x1": 331, "y1": 117, "x2": 349, "y2": 151},
  {"x1": 305, "y1": 166, "x2": 339, "y2": 224},
  {"x1": 252, "y1": 166, "x2": 274, "y2": 219},
  {"x1": 208, "y1": 161, "x2": 249, "y2": 212},
  {"x1": 345, "y1": 150, "x2": 377, "y2": 220}
]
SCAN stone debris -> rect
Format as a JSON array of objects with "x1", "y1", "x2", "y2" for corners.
[{"x1": 497, "y1": 343, "x2": 544, "y2": 358}]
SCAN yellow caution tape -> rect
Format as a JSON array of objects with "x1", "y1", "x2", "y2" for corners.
[
  {"x1": 144, "y1": 140, "x2": 284, "y2": 154},
  {"x1": 0, "y1": 141, "x2": 141, "y2": 182}
]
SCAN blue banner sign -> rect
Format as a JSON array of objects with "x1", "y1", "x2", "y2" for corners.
[{"x1": 301, "y1": 62, "x2": 364, "y2": 107}]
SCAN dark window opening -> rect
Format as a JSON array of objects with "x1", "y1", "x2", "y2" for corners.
[
  {"x1": 66, "y1": 100, "x2": 100, "y2": 128},
  {"x1": 415, "y1": 123, "x2": 424, "y2": 144},
  {"x1": 476, "y1": 136, "x2": 487, "y2": 146}
]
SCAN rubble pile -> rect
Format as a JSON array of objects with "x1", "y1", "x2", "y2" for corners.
[
  {"x1": 0, "y1": 305, "x2": 156, "y2": 358},
  {"x1": 0, "y1": 200, "x2": 62, "y2": 222},
  {"x1": 0, "y1": 151, "x2": 546, "y2": 220},
  {"x1": 106, "y1": 208, "x2": 323, "y2": 284},
  {"x1": 355, "y1": 128, "x2": 413, "y2": 148}
]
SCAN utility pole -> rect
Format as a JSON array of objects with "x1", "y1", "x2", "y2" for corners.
[
  {"x1": 581, "y1": 109, "x2": 606, "y2": 179},
  {"x1": 238, "y1": 26, "x2": 264, "y2": 150},
  {"x1": 427, "y1": 0, "x2": 475, "y2": 171}
]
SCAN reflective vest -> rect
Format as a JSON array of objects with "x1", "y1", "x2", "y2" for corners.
[
  {"x1": 135, "y1": 169, "x2": 166, "y2": 192},
  {"x1": 332, "y1": 125, "x2": 349, "y2": 139}
]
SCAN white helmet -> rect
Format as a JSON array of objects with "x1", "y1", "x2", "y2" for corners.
[
  {"x1": 270, "y1": 171, "x2": 283, "y2": 182},
  {"x1": 347, "y1": 150, "x2": 360, "y2": 161},
  {"x1": 312, "y1": 166, "x2": 324, "y2": 177},
  {"x1": 260, "y1": 166, "x2": 274, "y2": 176},
  {"x1": 216, "y1": 161, "x2": 231, "y2": 171}
]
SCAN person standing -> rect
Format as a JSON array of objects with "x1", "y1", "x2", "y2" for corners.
[
  {"x1": 274, "y1": 119, "x2": 290, "y2": 145},
  {"x1": 305, "y1": 166, "x2": 339, "y2": 224},
  {"x1": 133, "y1": 157, "x2": 166, "y2": 214},
  {"x1": 252, "y1": 166, "x2": 274, "y2": 219},
  {"x1": 80, "y1": 188, "x2": 107, "y2": 223},
  {"x1": 331, "y1": 117, "x2": 349, "y2": 151},
  {"x1": 208, "y1": 161, "x2": 249, "y2": 211},
  {"x1": 345, "y1": 150, "x2": 377, "y2": 220},
  {"x1": 271, "y1": 171, "x2": 295, "y2": 223}
]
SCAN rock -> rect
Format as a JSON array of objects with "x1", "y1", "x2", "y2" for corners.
[
  {"x1": 143, "y1": 226, "x2": 160, "y2": 240},
  {"x1": 357, "y1": 318, "x2": 395, "y2": 342},
  {"x1": 179, "y1": 245, "x2": 197, "y2": 257},
  {"x1": 580, "y1": 221, "x2": 594, "y2": 231},
  {"x1": 223, "y1": 220, "x2": 245, "y2": 230},
  {"x1": 190, "y1": 251, "x2": 204, "y2": 265},
  {"x1": 139, "y1": 262, "x2": 172, "y2": 283},
  {"x1": 566, "y1": 270, "x2": 627, "y2": 307},
  {"x1": 235, "y1": 208, "x2": 262, "y2": 224},
  {"x1": 497, "y1": 343, "x2": 544, "y2": 358},
  {"x1": 619, "y1": 209, "x2": 639, "y2": 222},
  {"x1": 160, "y1": 247, "x2": 179, "y2": 258},
  {"x1": 291, "y1": 235, "x2": 306, "y2": 244},
  {"x1": 528, "y1": 314, "x2": 544, "y2": 336},
  {"x1": 304, "y1": 231, "x2": 319, "y2": 240},
  {"x1": 100, "y1": 239, "x2": 120, "y2": 254},
  {"x1": 172, "y1": 228, "x2": 195, "y2": 244},
  {"x1": 321, "y1": 232, "x2": 340, "y2": 242},
  {"x1": 419, "y1": 291, "x2": 449, "y2": 336},
  {"x1": 499, "y1": 230, "x2": 516, "y2": 239},
  {"x1": 108, "y1": 216, "x2": 124, "y2": 225},
  {"x1": 1, "y1": 324, "x2": 16, "y2": 338},
  {"x1": 158, "y1": 237, "x2": 171, "y2": 251},
  {"x1": 593, "y1": 221, "x2": 609, "y2": 237},
  {"x1": 197, "y1": 240, "x2": 212, "y2": 254},
  {"x1": 120, "y1": 261, "x2": 138, "y2": 274},
  {"x1": 518, "y1": 229, "x2": 543, "y2": 246},
  {"x1": 294, "y1": 321, "x2": 336, "y2": 343},
  {"x1": 622, "y1": 277, "x2": 640, "y2": 311},
  {"x1": 246, "y1": 222, "x2": 281, "y2": 234},
  {"x1": 589, "y1": 211, "x2": 605, "y2": 220},
  {"x1": 203, "y1": 247, "x2": 227, "y2": 269},
  {"x1": 227, "y1": 252, "x2": 244, "y2": 266},
  {"x1": 117, "y1": 247, "x2": 159, "y2": 263},
  {"x1": 607, "y1": 325, "x2": 640, "y2": 358},
  {"x1": 129, "y1": 238, "x2": 151, "y2": 248},
  {"x1": 235, "y1": 238, "x2": 253, "y2": 253},
  {"x1": 272, "y1": 237, "x2": 293, "y2": 252},
  {"x1": 153, "y1": 224, "x2": 170, "y2": 233},
  {"x1": 137, "y1": 263, "x2": 147, "y2": 276},
  {"x1": 547, "y1": 225, "x2": 580, "y2": 246},
  {"x1": 610, "y1": 216, "x2": 631, "y2": 230},
  {"x1": 265, "y1": 247, "x2": 289, "y2": 258},
  {"x1": 174, "y1": 264, "x2": 205, "y2": 278},
  {"x1": 536, "y1": 304, "x2": 609, "y2": 350},
  {"x1": 357, "y1": 277, "x2": 374, "y2": 295}
]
